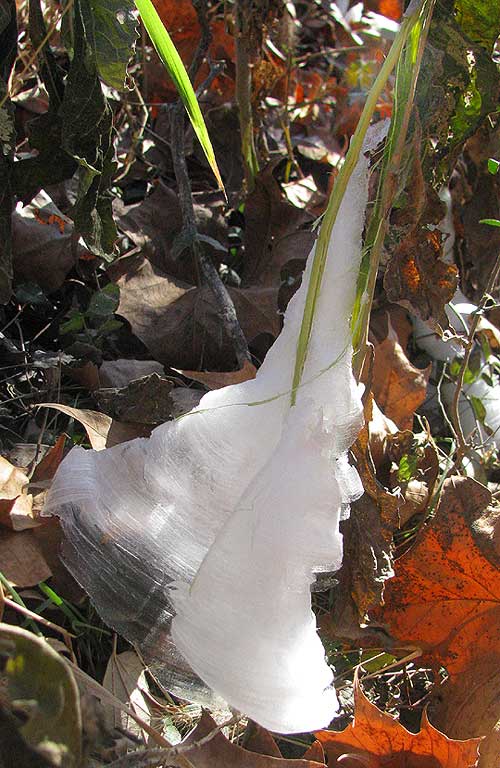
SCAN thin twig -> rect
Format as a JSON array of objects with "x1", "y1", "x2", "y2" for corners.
[
  {"x1": 169, "y1": 1, "x2": 250, "y2": 367},
  {"x1": 450, "y1": 250, "x2": 500, "y2": 463},
  {"x1": 107, "y1": 715, "x2": 240, "y2": 768}
]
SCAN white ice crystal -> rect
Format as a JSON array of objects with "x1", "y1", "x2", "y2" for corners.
[{"x1": 45, "y1": 132, "x2": 378, "y2": 733}]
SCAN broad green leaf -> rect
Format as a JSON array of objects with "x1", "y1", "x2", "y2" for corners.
[
  {"x1": 81, "y1": 0, "x2": 138, "y2": 90},
  {"x1": 134, "y1": 0, "x2": 224, "y2": 193},
  {"x1": 454, "y1": 0, "x2": 500, "y2": 53},
  {"x1": 0, "y1": 623, "x2": 82, "y2": 766}
]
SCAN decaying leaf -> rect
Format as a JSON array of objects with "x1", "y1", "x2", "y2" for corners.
[
  {"x1": 315, "y1": 677, "x2": 480, "y2": 768},
  {"x1": 372, "y1": 477, "x2": 499, "y2": 766},
  {"x1": 99, "y1": 359, "x2": 165, "y2": 388},
  {"x1": 0, "y1": 623, "x2": 82, "y2": 767},
  {"x1": 384, "y1": 227, "x2": 458, "y2": 327},
  {"x1": 96, "y1": 373, "x2": 176, "y2": 425}
]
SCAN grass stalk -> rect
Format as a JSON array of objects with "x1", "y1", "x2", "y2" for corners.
[{"x1": 290, "y1": 0, "x2": 431, "y2": 405}]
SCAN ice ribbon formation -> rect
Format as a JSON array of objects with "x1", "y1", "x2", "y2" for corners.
[{"x1": 46, "y1": 132, "x2": 376, "y2": 733}]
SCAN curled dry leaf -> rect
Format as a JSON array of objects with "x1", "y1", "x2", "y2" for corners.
[
  {"x1": 372, "y1": 477, "x2": 499, "y2": 767},
  {"x1": 315, "y1": 677, "x2": 481, "y2": 768},
  {"x1": 39, "y1": 403, "x2": 150, "y2": 450}
]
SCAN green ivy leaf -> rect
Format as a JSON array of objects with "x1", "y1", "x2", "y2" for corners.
[
  {"x1": 82, "y1": 0, "x2": 138, "y2": 91},
  {"x1": 487, "y1": 158, "x2": 500, "y2": 175},
  {"x1": 86, "y1": 283, "x2": 120, "y2": 317}
]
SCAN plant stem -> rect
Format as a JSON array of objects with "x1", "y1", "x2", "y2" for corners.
[
  {"x1": 290, "y1": 1, "x2": 426, "y2": 405},
  {"x1": 235, "y1": 0, "x2": 259, "y2": 190}
]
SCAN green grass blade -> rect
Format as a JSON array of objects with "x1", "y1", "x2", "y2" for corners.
[{"x1": 135, "y1": 0, "x2": 225, "y2": 193}]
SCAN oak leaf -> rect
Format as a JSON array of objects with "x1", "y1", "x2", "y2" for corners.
[
  {"x1": 315, "y1": 678, "x2": 480, "y2": 768},
  {"x1": 372, "y1": 477, "x2": 500, "y2": 766}
]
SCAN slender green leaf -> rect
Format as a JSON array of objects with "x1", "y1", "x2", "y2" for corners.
[
  {"x1": 480, "y1": 218, "x2": 500, "y2": 228},
  {"x1": 135, "y1": 0, "x2": 224, "y2": 193}
]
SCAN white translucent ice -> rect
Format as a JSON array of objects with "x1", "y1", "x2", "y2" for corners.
[{"x1": 45, "y1": 135, "x2": 375, "y2": 733}]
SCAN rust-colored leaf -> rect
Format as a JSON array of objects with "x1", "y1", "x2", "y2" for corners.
[
  {"x1": 372, "y1": 335, "x2": 431, "y2": 431},
  {"x1": 384, "y1": 228, "x2": 458, "y2": 327},
  {"x1": 372, "y1": 477, "x2": 500, "y2": 766},
  {"x1": 316, "y1": 678, "x2": 480, "y2": 768}
]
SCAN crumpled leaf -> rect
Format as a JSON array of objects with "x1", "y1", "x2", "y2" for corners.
[
  {"x1": 0, "y1": 456, "x2": 34, "y2": 530},
  {"x1": 96, "y1": 373, "x2": 176, "y2": 424},
  {"x1": 0, "y1": 623, "x2": 82, "y2": 767},
  {"x1": 372, "y1": 477, "x2": 500, "y2": 767},
  {"x1": 315, "y1": 677, "x2": 481, "y2": 768},
  {"x1": 81, "y1": 0, "x2": 138, "y2": 90}
]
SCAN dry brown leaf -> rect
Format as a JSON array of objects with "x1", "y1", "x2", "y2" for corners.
[
  {"x1": 177, "y1": 359, "x2": 257, "y2": 390},
  {"x1": 315, "y1": 678, "x2": 480, "y2": 768},
  {"x1": 372, "y1": 336, "x2": 431, "y2": 431},
  {"x1": 0, "y1": 456, "x2": 34, "y2": 531},
  {"x1": 102, "y1": 650, "x2": 152, "y2": 741},
  {"x1": 96, "y1": 374, "x2": 176, "y2": 425},
  {"x1": 169, "y1": 711, "x2": 325, "y2": 768},
  {"x1": 117, "y1": 258, "x2": 280, "y2": 370},
  {"x1": 0, "y1": 529, "x2": 52, "y2": 586},
  {"x1": 39, "y1": 404, "x2": 150, "y2": 450},
  {"x1": 372, "y1": 477, "x2": 499, "y2": 767},
  {"x1": 242, "y1": 721, "x2": 282, "y2": 758},
  {"x1": 31, "y1": 435, "x2": 66, "y2": 484}
]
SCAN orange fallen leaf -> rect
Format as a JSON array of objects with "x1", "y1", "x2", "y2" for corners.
[
  {"x1": 316, "y1": 677, "x2": 480, "y2": 768},
  {"x1": 177, "y1": 359, "x2": 257, "y2": 390},
  {"x1": 372, "y1": 335, "x2": 430, "y2": 431},
  {"x1": 372, "y1": 477, "x2": 499, "y2": 766}
]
